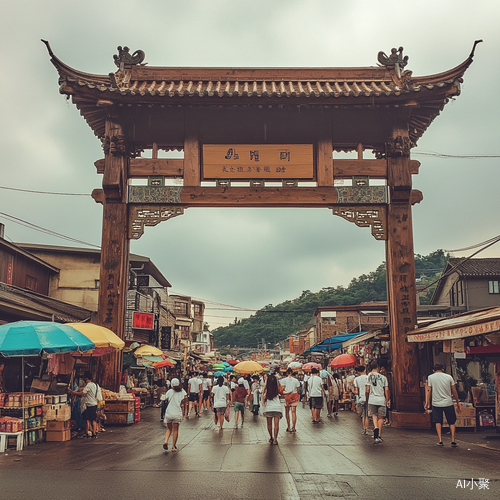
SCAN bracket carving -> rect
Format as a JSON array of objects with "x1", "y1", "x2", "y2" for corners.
[
  {"x1": 332, "y1": 206, "x2": 387, "y2": 241},
  {"x1": 129, "y1": 205, "x2": 185, "y2": 240},
  {"x1": 103, "y1": 135, "x2": 129, "y2": 157},
  {"x1": 386, "y1": 136, "x2": 412, "y2": 158}
]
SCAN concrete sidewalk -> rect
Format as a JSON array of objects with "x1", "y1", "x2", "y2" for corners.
[{"x1": 1, "y1": 403, "x2": 498, "y2": 499}]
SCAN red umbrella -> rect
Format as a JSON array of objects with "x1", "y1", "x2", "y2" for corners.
[
  {"x1": 302, "y1": 362, "x2": 322, "y2": 371},
  {"x1": 154, "y1": 359, "x2": 174, "y2": 368},
  {"x1": 330, "y1": 354, "x2": 357, "y2": 369},
  {"x1": 228, "y1": 360, "x2": 239, "y2": 365}
]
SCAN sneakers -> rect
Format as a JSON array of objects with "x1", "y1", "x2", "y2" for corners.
[
  {"x1": 451, "y1": 442, "x2": 458, "y2": 448},
  {"x1": 361, "y1": 429, "x2": 368, "y2": 435},
  {"x1": 334, "y1": 412, "x2": 338, "y2": 417},
  {"x1": 374, "y1": 437, "x2": 383, "y2": 444},
  {"x1": 437, "y1": 441, "x2": 444, "y2": 447}
]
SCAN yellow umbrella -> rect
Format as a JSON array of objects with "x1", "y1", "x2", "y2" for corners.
[
  {"x1": 66, "y1": 323, "x2": 125, "y2": 350},
  {"x1": 233, "y1": 360, "x2": 264, "y2": 375},
  {"x1": 134, "y1": 344, "x2": 164, "y2": 357}
]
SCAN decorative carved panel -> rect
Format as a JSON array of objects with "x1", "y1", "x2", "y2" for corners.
[
  {"x1": 335, "y1": 186, "x2": 388, "y2": 204},
  {"x1": 129, "y1": 205, "x2": 185, "y2": 239},
  {"x1": 332, "y1": 205, "x2": 387, "y2": 240},
  {"x1": 128, "y1": 186, "x2": 182, "y2": 204}
]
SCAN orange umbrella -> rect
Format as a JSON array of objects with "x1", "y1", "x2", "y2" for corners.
[{"x1": 330, "y1": 353, "x2": 357, "y2": 368}]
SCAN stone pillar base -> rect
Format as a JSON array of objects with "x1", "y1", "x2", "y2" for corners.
[{"x1": 391, "y1": 411, "x2": 431, "y2": 429}]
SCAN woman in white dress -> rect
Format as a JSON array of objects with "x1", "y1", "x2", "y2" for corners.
[{"x1": 261, "y1": 374, "x2": 283, "y2": 445}]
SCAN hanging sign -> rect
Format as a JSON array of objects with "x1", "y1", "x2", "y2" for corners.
[
  {"x1": 133, "y1": 312, "x2": 154, "y2": 329},
  {"x1": 202, "y1": 144, "x2": 314, "y2": 179}
]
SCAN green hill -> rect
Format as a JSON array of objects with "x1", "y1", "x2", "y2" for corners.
[{"x1": 212, "y1": 250, "x2": 448, "y2": 348}]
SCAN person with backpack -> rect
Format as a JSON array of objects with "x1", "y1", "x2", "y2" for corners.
[{"x1": 163, "y1": 378, "x2": 187, "y2": 452}]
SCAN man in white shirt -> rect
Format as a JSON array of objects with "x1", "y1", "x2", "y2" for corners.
[
  {"x1": 280, "y1": 369, "x2": 301, "y2": 432},
  {"x1": 201, "y1": 375, "x2": 213, "y2": 411},
  {"x1": 365, "y1": 360, "x2": 389, "y2": 444},
  {"x1": 353, "y1": 365, "x2": 369, "y2": 434},
  {"x1": 424, "y1": 363, "x2": 461, "y2": 447},
  {"x1": 308, "y1": 368, "x2": 325, "y2": 423},
  {"x1": 187, "y1": 372, "x2": 202, "y2": 417}
]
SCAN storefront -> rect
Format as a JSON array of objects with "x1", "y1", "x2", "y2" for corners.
[{"x1": 407, "y1": 307, "x2": 500, "y2": 431}]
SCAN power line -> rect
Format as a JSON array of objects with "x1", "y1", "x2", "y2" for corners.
[
  {"x1": 0, "y1": 186, "x2": 88, "y2": 196},
  {"x1": 413, "y1": 151, "x2": 500, "y2": 159},
  {"x1": 444, "y1": 234, "x2": 500, "y2": 253},
  {"x1": 0, "y1": 211, "x2": 100, "y2": 248}
]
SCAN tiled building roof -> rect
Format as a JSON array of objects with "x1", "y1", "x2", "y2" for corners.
[
  {"x1": 448, "y1": 258, "x2": 500, "y2": 277},
  {"x1": 44, "y1": 41, "x2": 480, "y2": 143}
]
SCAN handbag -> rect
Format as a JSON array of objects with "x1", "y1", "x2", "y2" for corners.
[{"x1": 224, "y1": 405, "x2": 230, "y2": 422}]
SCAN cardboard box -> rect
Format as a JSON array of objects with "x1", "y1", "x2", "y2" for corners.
[
  {"x1": 104, "y1": 400, "x2": 135, "y2": 413},
  {"x1": 106, "y1": 412, "x2": 135, "y2": 425},
  {"x1": 46, "y1": 420, "x2": 70, "y2": 432},
  {"x1": 45, "y1": 429, "x2": 71, "y2": 442}
]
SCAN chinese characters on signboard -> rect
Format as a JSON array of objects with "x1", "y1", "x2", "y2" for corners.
[
  {"x1": 133, "y1": 312, "x2": 154, "y2": 329},
  {"x1": 202, "y1": 144, "x2": 314, "y2": 179}
]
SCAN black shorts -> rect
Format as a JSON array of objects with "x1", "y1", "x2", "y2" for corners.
[
  {"x1": 82, "y1": 405, "x2": 97, "y2": 422},
  {"x1": 311, "y1": 396, "x2": 323, "y2": 409},
  {"x1": 189, "y1": 392, "x2": 200, "y2": 402},
  {"x1": 432, "y1": 405, "x2": 457, "y2": 425},
  {"x1": 202, "y1": 390, "x2": 210, "y2": 401}
]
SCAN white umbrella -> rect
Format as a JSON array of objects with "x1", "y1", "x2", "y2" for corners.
[{"x1": 288, "y1": 361, "x2": 303, "y2": 369}]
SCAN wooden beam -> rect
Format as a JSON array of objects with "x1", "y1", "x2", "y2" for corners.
[
  {"x1": 334, "y1": 159, "x2": 386, "y2": 178},
  {"x1": 130, "y1": 158, "x2": 184, "y2": 178},
  {"x1": 179, "y1": 186, "x2": 338, "y2": 207},
  {"x1": 316, "y1": 126, "x2": 333, "y2": 187}
]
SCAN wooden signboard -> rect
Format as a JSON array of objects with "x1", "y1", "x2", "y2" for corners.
[{"x1": 202, "y1": 144, "x2": 314, "y2": 179}]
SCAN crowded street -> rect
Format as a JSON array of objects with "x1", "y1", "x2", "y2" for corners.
[{"x1": 0, "y1": 403, "x2": 498, "y2": 499}]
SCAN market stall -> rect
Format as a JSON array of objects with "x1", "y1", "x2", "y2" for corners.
[{"x1": 407, "y1": 307, "x2": 500, "y2": 431}]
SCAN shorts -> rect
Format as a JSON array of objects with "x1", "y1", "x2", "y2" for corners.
[
  {"x1": 234, "y1": 401, "x2": 245, "y2": 413},
  {"x1": 368, "y1": 404, "x2": 387, "y2": 417},
  {"x1": 432, "y1": 405, "x2": 457, "y2": 426},
  {"x1": 215, "y1": 407, "x2": 226, "y2": 414},
  {"x1": 356, "y1": 402, "x2": 368, "y2": 417},
  {"x1": 189, "y1": 392, "x2": 200, "y2": 402},
  {"x1": 82, "y1": 405, "x2": 97, "y2": 422},
  {"x1": 310, "y1": 396, "x2": 323, "y2": 409},
  {"x1": 164, "y1": 416, "x2": 182, "y2": 424},
  {"x1": 203, "y1": 390, "x2": 210, "y2": 401},
  {"x1": 263, "y1": 411, "x2": 282, "y2": 418}
]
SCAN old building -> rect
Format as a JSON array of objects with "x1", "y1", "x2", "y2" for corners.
[{"x1": 430, "y1": 258, "x2": 500, "y2": 311}]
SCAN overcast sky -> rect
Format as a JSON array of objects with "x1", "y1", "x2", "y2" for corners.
[{"x1": 0, "y1": 1, "x2": 498, "y2": 328}]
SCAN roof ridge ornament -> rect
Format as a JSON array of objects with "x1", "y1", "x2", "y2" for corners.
[
  {"x1": 113, "y1": 46, "x2": 146, "y2": 72},
  {"x1": 377, "y1": 46, "x2": 408, "y2": 78}
]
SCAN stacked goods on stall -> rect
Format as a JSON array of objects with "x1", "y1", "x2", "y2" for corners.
[
  {"x1": 0, "y1": 393, "x2": 46, "y2": 447},
  {"x1": 133, "y1": 394, "x2": 141, "y2": 423},
  {"x1": 101, "y1": 388, "x2": 135, "y2": 425},
  {"x1": 43, "y1": 395, "x2": 71, "y2": 441}
]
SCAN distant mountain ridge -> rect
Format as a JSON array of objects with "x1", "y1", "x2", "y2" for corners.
[{"x1": 212, "y1": 250, "x2": 448, "y2": 348}]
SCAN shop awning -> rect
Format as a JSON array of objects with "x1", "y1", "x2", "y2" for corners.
[
  {"x1": 342, "y1": 330, "x2": 380, "y2": 348},
  {"x1": 407, "y1": 306, "x2": 500, "y2": 343},
  {"x1": 302, "y1": 333, "x2": 363, "y2": 355}
]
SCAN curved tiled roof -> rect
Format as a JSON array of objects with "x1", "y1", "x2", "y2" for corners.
[{"x1": 44, "y1": 41, "x2": 480, "y2": 142}]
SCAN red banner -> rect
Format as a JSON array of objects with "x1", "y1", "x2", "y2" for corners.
[{"x1": 133, "y1": 312, "x2": 154, "y2": 329}]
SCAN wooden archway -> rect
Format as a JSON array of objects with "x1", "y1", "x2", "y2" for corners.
[{"x1": 45, "y1": 40, "x2": 480, "y2": 426}]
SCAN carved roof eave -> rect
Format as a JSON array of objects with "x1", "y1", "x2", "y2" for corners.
[{"x1": 44, "y1": 40, "x2": 480, "y2": 143}]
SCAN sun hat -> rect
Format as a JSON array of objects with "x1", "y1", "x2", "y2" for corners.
[{"x1": 171, "y1": 378, "x2": 180, "y2": 387}]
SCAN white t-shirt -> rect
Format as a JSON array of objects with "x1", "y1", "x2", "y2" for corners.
[
  {"x1": 262, "y1": 394, "x2": 282, "y2": 413},
  {"x1": 202, "y1": 377, "x2": 212, "y2": 391},
  {"x1": 82, "y1": 381, "x2": 101, "y2": 407},
  {"x1": 428, "y1": 372, "x2": 455, "y2": 407},
  {"x1": 280, "y1": 377, "x2": 300, "y2": 394},
  {"x1": 188, "y1": 377, "x2": 202, "y2": 393},
  {"x1": 354, "y1": 374, "x2": 368, "y2": 404},
  {"x1": 164, "y1": 388, "x2": 187, "y2": 420},
  {"x1": 366, "y1": 372, "x2": 388, "y2": 406},
  {"x1": 307, "y1": 375, "x2": 323, "y2": 397},
  {"x1": 242, "y1": 379, "x2": 250, "y2": 391},
  {"x1": 211, "y1": 384, "x2": 230, "y2": 408}
]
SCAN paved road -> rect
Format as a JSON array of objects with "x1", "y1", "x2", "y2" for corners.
[{"x1": 1, "y1": 403, "x2": 499, "y2": 499}]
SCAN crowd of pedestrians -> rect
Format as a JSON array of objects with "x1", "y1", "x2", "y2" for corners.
[{"x1": 159, "y1": 359, "x2": 461, "y2": 451}]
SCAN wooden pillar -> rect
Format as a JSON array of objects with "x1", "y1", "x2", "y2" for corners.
[
  {"x1": 385, "y1": 126, "x2": 423, "y2": 418},
  {"x1": 97, "y1": 116, "x2": 130, "y2": 390},
  {"x1": 316, "y1": 120, "x2": 333, "y2": 187},
  {"x1": 184, "y1": 111, "x2": 200, "y2": 186}
]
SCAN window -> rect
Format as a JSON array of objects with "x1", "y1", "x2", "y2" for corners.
[
  {"x1": 488, "y1": 280, "x2": 499, "y2": 294},
  {"x1": 25, "y1": 275, "x2": 37, "y2": 292},
  {"x1": 174, "y1": 302, "x2": 188, "y2": 316}
]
